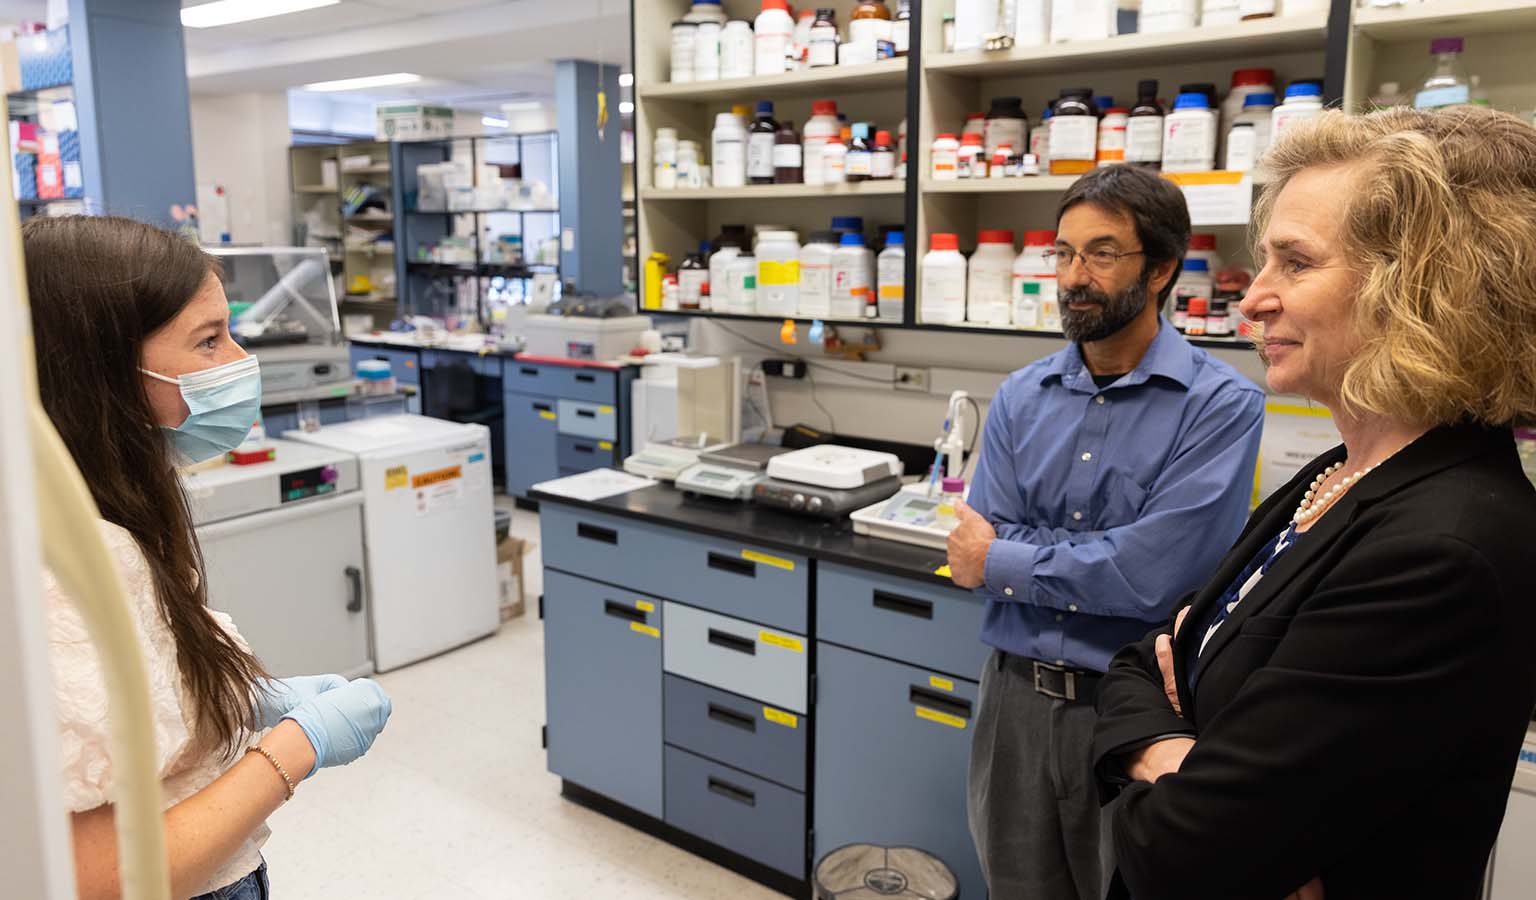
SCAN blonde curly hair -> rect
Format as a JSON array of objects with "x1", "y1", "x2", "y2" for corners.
[{"x1": 1252, "y1": 105, "x2": 1536, "y2": 427}]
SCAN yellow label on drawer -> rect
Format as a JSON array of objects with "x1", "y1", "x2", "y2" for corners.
[
  {"x1": 758, "y1": 260, "x2": 800, "y2": 285},
  {"x1": 759, "y1": 631, "x2": 804, "y2": 653},
  {"x1": 634, "y1": 600, "x2": 655, "y2": 613},
  {"x1": 384, "y1": 465, "x2": 409, "y2": 491},
  {"x1": 915, "y1": 706, "x2": 967, "y2": 729},
  {"x1": 742, "y1": 549, "x2": 795, "y2": 571},
  {"x1": 929, "y1": 676, "x2": 955, "y2": 692},
  {"x1": 630, "y1": 622, "x2": 660, "y2": 638},
  {"x1": 599, "y1": 405, "x2": 615, "y2": 414},
  {"x1": 599, "y1": 441, "x2": 613, "y2": 451},
  {"x1": 878, "y1": 285, "x2": 904, "y2": 299},
  {"x1": 934, "y1": 564, "x2": 953, "y2": 578},
  {"x1": 763, "y1": 707, "x2": 798, "y2": 729},
  {"x1": 539, "y1": 410, "x2": 557, "y2": 421}
]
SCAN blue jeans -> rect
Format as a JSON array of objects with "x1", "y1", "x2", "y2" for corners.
[{"x1": 194, "y1": 861, "x2": 268, "y2": 900}]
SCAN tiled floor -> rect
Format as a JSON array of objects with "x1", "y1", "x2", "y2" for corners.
[{"x1": 261, "y1": 507, "x2": 783, "y2": 899}]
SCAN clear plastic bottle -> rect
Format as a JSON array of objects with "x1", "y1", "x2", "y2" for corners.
[
  {"x1": 920, "y1": 233, "x2": 967, "y2": 325},
  {"x1": 1414, "y1": 37, "x2": 1470, "y2": 109},
  {"x1": 711, "y1": 111, "x2": 747, "y2": 188},
  {"x1": 755, "y1": 0, "x2": 796, "y2": 76},
  {"x1": 832, "y1": 232, "x2": 875, "y2": 319},
  {"x1": 877, "y1": 231, "x2": 905, "y2": 320},
  {"x1": 1012, "y1": 229, "x2": 1057, "y2": 330},
  {"x1": 1049, "y1": 89, "x2": 1099, "y2": 176},
  {"x1": 798, "y1": 230, "x2": 838, "y2": 318},
  {"x1": 1162, "y1": 92, "x2": 1217, "y2": 173},
  {"x1": 803, "y1": 100, "x2": 840, "y2": 186},
  {"x1": 757, "y1": 230, "x2": 802, "y2": 317},
  {"x1": 968, "y1": 229, "x2": 1016, "y2": 326},
  {"x1": 933, "y1": 477, "x2": 966, "y2": 533}
]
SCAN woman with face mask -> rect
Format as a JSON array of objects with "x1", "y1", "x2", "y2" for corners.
[{"x1": 24, "y1": 215, "x2": 393, "y2": 900}]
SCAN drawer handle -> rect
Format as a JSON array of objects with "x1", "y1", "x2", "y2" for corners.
[
  {"x1": 708, "y1": 628, "x2": 756, "y2": 656},
  {"x1": 345, "y1": 566, "x2": 363, "y2": 613},
  {"x1": 873, "y1": 590, "x2": 934, "y2": 620},
  {"x1": 576, "y1": 373, "x2": 596, "y2": 383},
  {"x1": 573, "y1": 443, "x2": 596, "y2": 454},
  {"x1": 910, "y1": 686, "x2": 972, "y2": 721},
  {"x1": 576, "y1": 409, "x2": 597, "y2": 419},
  {"x1": 577, "y1": 523, "x2": 618, "y2": 545},
  {"x1": 533, "y1": 402, "x2": 553, "y2": 413},
  {"x1": 707, "y1": 552, "x2": 756, "y2": 578},
  {"x1": 520, "y1": 366, "x2": 539, "y2": 376},
  {"x1": 707, "y1": 776, "x2": 757, "y2": 807},
  {"x1": 707, "y1": 703, "x2": 757, "y2": 733},
  {"x1": 603, "y1": 600, "x2": 645, "y2": 623}
]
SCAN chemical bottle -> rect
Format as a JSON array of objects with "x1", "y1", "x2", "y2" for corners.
[
  {"x1": 684, "y1": 0, "x2": 727, "y2": 24},
  {"x1": 931, "y1": 132, "x2": 961, "y2": 180},
  {"x1": 662, "y1": 273, "x2": 680, "y2": 311},
  {"x1": 708, "y1": 230, "x2": 745, "y2": 311},
  {"x1": 893, "y1": 0, "x2": 912, "y2": 55},
  {"x1": 1049, "y1": 89, "x2": 1098, "y2": 176},
  {"x1": 720, "y1": 20, "x2": 755, "y2": 79},
  {"x1": 1162, "y1": 92, "x2": 1217, "y2": 173},
  {"x1": 678, "y1": 243, "x2": 710, "y2": 310},
  {"x1": 984, "y1": 96, "x2": 1029, "y2": 160},
  {"x1": 1182, "y1": 81, "x2": 1220, "y2": 110},
  {"x1": 643, "y1": 251, "x2": 670, "y2": 310},
  {"x1": 831, "y1": 232, "x2": 874, "y2": 319},
  {"x1": 1219, "y1": 68, "x2": 1274, "y2": 165},
  {"x1": 694, "y1": 21, "x2": 722, "y2": 82},
  {"x1": 958, "y1": 132, "x2": 987, "y2": 178},
  {"x1": 727, "y1": 252, "x2": 758, "y2": 313},
  {"x1": 849, "y1": 0, "x2": 894, "y2": 54},
  {"x1": 1271, "y1": 81, "x2": 1324, "y2": 140},
  {"x1": 1015, "y1": 0, "x2": 1050, "y2": 46},
  {"x1": 1012, "y1": 229, "x2": 1056, "y2": 330},
  {"x1": 670, "y1": 22, "x2": 698, "y2": 83},
  {"x1": 1052, "y1": 0, "x2": 1118, "y2": 43},
  {"x1": 1240, "y1": 0, "x2": 1275, "y2": 21},
  {"x1": 747, "y1": 101, "x2": 779, "y2": 185},
  {"x1": 822, "y1": 129, "x2": 849, "y2": 183},
  {"x1": 1206, "y1": 297, "x2": 1232, "y2": 336},
  {"x1": 712, "y1": 111, "x2": 747, "y2": 188},
  {"x1": 962, "y1": 112, "x2": 987, "y2": 141},
  {"x1": 808, "y1": 8, "x2": 839, "y2": 67},
  {"x1": 794, "y1": 9, "x2": 815, "y2": 69},
  {"x1": 876, "y1": 230, "x2": 905, "y2": 320},
  {"x1": 1415, "y1": 37, "x2": 1470, "y2": 109},
  {"x1": 1125, "y1": 84, "x2": 1164, "y2": 169},
  {"x1": 920, "y1": 233, "x2": 967, "y2": 325},
  {"x1": 798, "y1": 230, "x2": 838, "y2": 318},
  {"x1": 872, "y1": 130, "x2": 897, "y2": 179},
  {"x1": 846, "y1": 123, "x2": 874, "y2": 181},
  {"x1": 932, "y1": 477, "x2": 966, "y2": 532},
  {"x1": 1014, "y1": 281, "x2": 1043, "y2": 329},
  {"x1": 1186, "y1": 234, "x2": 1222, "y2": 274},
  {"x1": 803, "y1": 100, "x2": 841, "y2": 185},
  {"x1": 1224, "y1": 92, "x2": 1274, "y2": 171},
  {"x1": 653, "y1": 127, "x2": 679, "y2": 189},
  {"x1": 774, "y1": 117, "x2": 802, "y2": 183},
  {"x1": 1183, "y1": 296, "x2": 1209, "y2": 336},
  {"x1": 831, "y1": 216, "x2": 865, "y2": 238},
  {"x1": 1201, "y1": 0, "x2": 1241, "y2": 26},
  {"x1": 1097, "y1": 107, "x2": 1129, "y2": 165},
  {"x1": 755, "y1": 0, "x2": 796, "y2": 76},
  {"x1": 1030, "y1": 103, "x2": 1053, "y2": 167},
  {"x1": 1171, "y1": 257, "x2": 1212, "y2": 325},
  {"x1": 1140, "y1": 0, "x2": 1197, "y2": 34},
  {"x1": 757, "y1": 230, "x2": 802, "y2": 317},
  {"x1": 676, "y1": 140, "x2": 704, "y2": 188},
  {"x1": 968, "y1": 229, "x2": 1016, "y2": 326}
]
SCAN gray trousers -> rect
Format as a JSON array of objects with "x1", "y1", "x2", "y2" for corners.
[{"x1": 967, "y1": 650, "x2": 1114, "y2": 900}]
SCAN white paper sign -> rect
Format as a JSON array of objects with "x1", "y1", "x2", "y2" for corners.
[{"x1": 1165, "y1": 171, "x2": 1255, "y2": 227}]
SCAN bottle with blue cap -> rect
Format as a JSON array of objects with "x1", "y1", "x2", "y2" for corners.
[
  {"x1": 1225, "y1": 91, "x2": 1276, "y2": 172},
  {"x1": 1162, "y1": 91, "x2": 1217, "y2": 173},
  {"x1": 831, "y1": 231, "x2": 874, "y2": 320},
  {"x1": 1272, "y1": 80, "x2": 1325, "y2": 141},
  {"x1": 876, "y1": 231, "x2": 905, "y2": 321}
]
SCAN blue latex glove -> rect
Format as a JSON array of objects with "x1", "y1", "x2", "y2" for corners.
[
  {"x1": 283, "y1": 677, "x2": 392, "y2": 778},
  {"x1": 254, "y1": 674, "x2": 348, "y2": 731}
]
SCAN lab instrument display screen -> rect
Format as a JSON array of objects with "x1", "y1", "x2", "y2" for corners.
[
  {"x1": 696, "y1": 470, "x2": 734, "y2": 482},
  {"x1": 280, "y1": 466, "x2": 335, "y2": 503},
  {"x1": 904, "y1": 499, "x2": 937, "y2": 512}
]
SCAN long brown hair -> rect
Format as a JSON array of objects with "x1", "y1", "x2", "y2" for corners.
[{"x1": 24, "y1": 215, "x2": 267, "y2": 757}]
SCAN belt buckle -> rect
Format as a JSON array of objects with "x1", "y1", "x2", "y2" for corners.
[{"x1": 1032, "y1": 660, "x2": 1076, "y2": 701}]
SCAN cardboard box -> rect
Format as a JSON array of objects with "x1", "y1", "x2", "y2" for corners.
[
  {"x1": 496, "y1": 535, "x2": 527, "y2": 620},
  {"x1": 376, "y1": 103, "x2": 453, "y2": 142}
]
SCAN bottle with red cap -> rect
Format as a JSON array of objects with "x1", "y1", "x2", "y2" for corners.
[
  {"x1": 931, "y1": 132, "x2": 960, "y2": 180},
  {"x1": 803, "y1": 99, "x2": 841, "y2": 185},
  {"x1": 958, "y1": 132, "x2": 987, "y2": 178},
  {"x1": 872, "y1": 130, "x2": 897, "y2": 179},
  {"x1": 921, "y1": 233, "x2": 967, "y2": 324},
  {"x1": 1012, "y1": 230, "x2": 1058, "y2": 331},
  {"x1": 1186, "y1": 233, "x2": 1223, "y2": 274},
  {"x1": 754, "y1": 0, "x2": 796, "y2": 76},
  {"x1": 968, "y1": 229, "x2": 1016, "y2": 326}
]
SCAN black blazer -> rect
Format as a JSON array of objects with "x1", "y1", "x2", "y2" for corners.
[{"x1": 1092, "y1": 422, "x2": 1536, "y2": 900}]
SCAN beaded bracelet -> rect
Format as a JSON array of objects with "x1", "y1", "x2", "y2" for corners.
[{"x1": 248, "y1": 744, "x2": 296, "y2": 801}]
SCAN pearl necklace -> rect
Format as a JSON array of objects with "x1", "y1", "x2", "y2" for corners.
[{"x1": 1292, "y1": 460, "x2": 1379, "y2": 525}]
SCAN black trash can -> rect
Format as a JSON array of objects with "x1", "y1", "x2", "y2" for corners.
[{"x1": 814, "y1": 844, "x2": 960, "y2": 900}]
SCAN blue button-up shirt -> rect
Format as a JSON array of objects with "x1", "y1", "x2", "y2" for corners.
[{"x1": 968, "y1": 319, "x2": 1265, "y2": 673}]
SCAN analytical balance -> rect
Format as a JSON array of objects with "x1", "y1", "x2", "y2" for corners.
[
  {"x1": 674, "y1": 443, "x2": 792, "y2": 500},
  {"x1": 623, "y1": 435, "x2": 731, "y2": 481}
]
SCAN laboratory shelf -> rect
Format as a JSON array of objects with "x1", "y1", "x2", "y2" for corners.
[
  {"x1": 408, "y1": 260, "x2": 558, "y2": 279},
  {"x1": 640, "y1": 181, "x2": 907, "y2": 201},
  {"x1": 922, "y1": 12, "x2": 1330, "y2": 77},
  {"x1": 639, "y1": 57, "x2": 908, "y2": 102},
  {"x1": 341, "y1": 164, "x2": 393, "y2": 175},
  {"x1": 294, "y1": 184, "x2": 338, "y2": 194},
  {"x1": 647, "y1": 309, "x2": 902, "y2": 327},
  {"x1": 920, "y1": 176, "x2": 1081, "y2": 194},
  {"x1": 407, "y1": 207, "x2": 560, "y2": 215},
  {"x1": 1352, "y1": 0, "x2": 1536, "y2": 40},
  {"x1": 913, "y1": 320, "x2": 1252, "y2": 349}
]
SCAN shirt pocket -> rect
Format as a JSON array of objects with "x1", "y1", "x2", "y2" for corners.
[{"x1": 1095, "y1": 471, "x2": 1150, "y2": 528}]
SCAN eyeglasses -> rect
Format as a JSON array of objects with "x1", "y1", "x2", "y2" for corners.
[{"x1": 1042, "y1": 246, "x2": 1146, "y2": 274}]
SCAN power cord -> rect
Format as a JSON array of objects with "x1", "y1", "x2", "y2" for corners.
[
  {"x1": 806, "y1": 366, "x2": 837, "y2": 432},
  {"x1": 710, "y1": 321, "x2": 898, "y2": 385}
]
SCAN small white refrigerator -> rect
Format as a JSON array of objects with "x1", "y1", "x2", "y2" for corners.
[{"x1": 285, "y1": 415, "x2": 500, "y2": 671}]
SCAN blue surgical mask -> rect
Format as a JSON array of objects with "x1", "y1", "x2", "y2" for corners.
[{"x1": 140, "y1": 355, "x2": 262, "y2": 464}]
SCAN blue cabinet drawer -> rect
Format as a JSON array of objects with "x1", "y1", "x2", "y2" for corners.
[
  {"x1": 817, "y1": 563, "x2": 989, "y2": 682},
  {"x1": 664, "y1": 745, "x2": 806, "y2": 877},
  {"x1": 664, "y1": 675, "x2": 806, "y2": 792},
  {"x1": 349, "y1": 345, "x2": 420, "y2": 386},
  {"x1": 422, "y1": 349, "x2": 502, "y2": 378},
  {"x1": 556, "y1": 433, "x2": 617, "y2": 473},
  {"x1": 543, "y1": 570, "x2": 664, "y2": 819},
  {"x1": 505, "y1": 361, "x2": 616, "y2": 404},
  {"x1": 663, "y1": 602, "x2": 808, "y2": 714},
  {"x1": 502, "y1": 392, "x2": 560, "y2": 497},
  {"x1": 812, "y1": 643, "x2": 984, "y2": 900},
  {"x1": 556, "y1": 398, "x2": 617, "y2": 441}
]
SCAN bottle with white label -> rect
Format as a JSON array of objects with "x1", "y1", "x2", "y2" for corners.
[
  {"x1": 1272, "y1": 81, "x2": 1324, "y2": 140},
  {"x1": 694, "y1": 21, "x2": 722, "y2": 81},
  {"x1": 1012, "y1": 229, "x2": 1057, "y2": 331},
  {"x1": 822, "y1": 131, "x2": 849, "y2": 184},
  {"x1": 755, "y1": 0, "x2": 796, "y2": 76},
  {"x1": 712, "y1": 112, "x2": 747, "y2": 188},
  {"x1": 720, "y1": 20, "x2": 754, "y2": 78},
  {"x1": 1224, "y1": 92, "x2": 1274, "y2": 172},
  {"x1": 798, "y1": 230, "x2": 838, "y2": 318},
  {"x1": 670, "y1": 22, "x2": 698, "y2": 83},
  {"x1": 931, "y1": 132, "x2": 961, "y2": 180},
  {"x1": 757, "y1": 230, "x2": 802, "y2": 317},
  {"x1": 727, "y1": 252, "x2": 758, "y2": 314},
  {"x1": 654, "y1": 127, "x2": 678, "y2": 189},
  {"x1": 1014, "y1": 0, "x2": 1050, "y2": 45},
  {"x1": 1162, "y1": 92, "x2": 1217, "y2": 173},
  {"x1": 876, "y1": 231, "x2": 905, "y2": 320},
  {"x1": 1140, "y1": 0, "x2": 1197, "y2": 34},
  {"x1": 831, "y1": 232, "x2": 874, "y2": 319},
  {"x1": 803, "y1": 100, "x2": 840, "y2": 186},
  {"x1": 872, "y1": 130, "x2": 896, "y2": 179},
  {"x1": 921, "y1": 233, "x2": 967, "y2": 325},
  {"x1": 984, "y1": 96, "x2": 1029, "y2": 160},
  {"x1": 1049, "y1": 89, "x2": 1098, "y2": 176},
  {"x1": 845, "y1": 123, "x2": 874, "y2": 181},
  {"x1": 808, "y1": 8, "x2": 839, "y2": 67},
  {"x1": 1201, "y1": 0, "x2": 1241, "y2": 26},
  {"x1": 967, "y1": 230, "x2": 1015, "y2": 326},
  {"x1": 678, "y1": 242, "x2": 710, "y2": 309}
]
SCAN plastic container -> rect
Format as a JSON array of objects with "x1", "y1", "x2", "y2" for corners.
[
  {"x1": 872, "y1": 130, "x2": 896, "y2": 179},
  {"x1": 808, "y1": 8, "x2": 839, "y2": 67},
  {"x1": 831, "y1": 216, "x2": 865, "y2": 238},
  {"x1": 968, "y1": 229, "x2": 1016, "y2": 326},
  {"x1": 748, "y1": 101, "x2": 779, "y2": 184},
  {"x1": 1171, "y1": 257, "x2": 1212, "y2": 325},
  {"x1": 1218, "y1": 68, "x2": 1274, "y2": 164},
  {"x1": 694, "y1": 21, "x2": 722, "y2": 81},
  {"x1": 1140, "y1": 0, "x2": 1197, "y2": 34},
  {"x1": 1186, "y1": 234, "x2": 1222, "y2": 274},
  {"x1": 876, "y1": 231, "x2": 905, "y2": 321},
  {"x1": 984, "y1": 96, "x2": 1029, "y2": 160},
  {"x1": 1162, "y1": 92, "x2": 1217, "y2": 173},
  {"x1": 795, "y1": 9, "x2": 816, "y2": 69},
  {"x1": 712, "y1": 112, "x2": 747, "y2": 188},
  {"x1": 846, "y1": 123, "x2": 874, "y2": 181},
  {"x1": 803, "y1": 100, "x2": 841, "y2": 185},
  {"x1": 720, "y1": 20, "x2": 755, "y2": 78},
  {"x1": 1272, "y1": 81, "x2": 1324, "y2": 140},
  {"x1": 1126, "y1": 81, "x2": 1163, "y2": 166},
  {"x1": 726, "y1": 252, "x2": 759, "y2": 314},
  {"x1": 356, "y1": 360, "x2": 396, "y2": 396},
  {"x1": 822, "y1": 130, "x2": 849, "y2": 183},
  {"x1": 850, "y1": 0, "x2": 894, "y2": 52},
  {"x1": 755, "y1": 0, "x2": 796, "y2": 76},
  {"x1": 653, "y1": 127, "x2": 678, "y2": 189},
  {"x1": 893, "y1": 0, "x2": 912, "y2": 55},
  {"x1": 708, "y1": 233, "x2": 744, "y2": 311},
  {"x1": 1097, "y1": 107, "x2": 1129, "y2": 165},
  {"x1": 1224, "y1": 92, "x2": 1274, "y2": 171},
  {"x1": 684, "y1": 0, "x2": 727, "y2": 24},
  {"x1": 1049, "y1": 89, "x2": 1098, "y2": 176},
  {"x1": 670, "y1": 22, "x2": 698, "y2": 83},
  {"x1": 679, "y1": 243, "x2": 710, "y2": 310},
  {"x1": 1030, "y1": 104, "x2": 1053, "y2": 166},
  {"x1": 1415, "y1": 37, "x2": 1470, "y2": 109},
  {"x1": 1015, "y1": 0, "x2": 1051, "y2": 46},
  {"x1": 921, "y1": 233, "x2": 967, "y2": 325},
  {"x1": 757, "y1": 230, "x2": 802, "y2": 317},
  {"x1": 831, "y1": 232, "x2": 875, "y2": 319},
  {"x1": 1012, "y1": 230, "x2": 1057, "y2": 330},
  {"x1": 931, "y1": 132, "x2": 961, "y2": 180},
  {"x1": 676, "y1": 140, "x2": 704, "y2": 188},
  {"x1": 958, "y1": 132, "x2": 987, "y2": 178},
  {"x1": 798, "y1": 230, "x2": 838, "y2": 318},
  {"x1": 1184, "y1": 296, "x2": 1209, "y2": 336}
]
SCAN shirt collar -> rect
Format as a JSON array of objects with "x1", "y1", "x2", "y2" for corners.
[{"x1": 1040, "y1": 317, "x2": 1198, "y2": 394}]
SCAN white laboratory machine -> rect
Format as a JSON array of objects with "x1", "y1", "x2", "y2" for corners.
[
  {"x1": 754, "y1": 445, "x2": 905, "y2": 519},
  {"x1": 851, "y1": 391, "x2": 976, "y2": 549},
  {"x1": 183, "y1": 439, "x2": 371, "y2": 678},
  {"x1": 284, "y1": 415, "x2": 500, "y2": 671},
  {"x1": 675, "y1": 443, "x2": 792, "y2": 500},
  {"x1": 625, "y1": 354, "x2": 742, "y2": 481}
]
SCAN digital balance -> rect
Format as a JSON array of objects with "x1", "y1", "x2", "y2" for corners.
[
  {"x1": 753, "y1": 445, "x2": 905, "y2": 519},
  {"x1": 623, "y1": 434, "x2": 731, "y2": 481},
  {"x1": 851, "y1": 478, "x2": 969, "y2": 550},
  {"x1": 675, "y1": 443, "x2": 793, "y2": 500}
]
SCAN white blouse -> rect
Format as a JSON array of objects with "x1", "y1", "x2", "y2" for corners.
[{"x1": 46, "y1": 519, "x2": 267, "y2": 895}]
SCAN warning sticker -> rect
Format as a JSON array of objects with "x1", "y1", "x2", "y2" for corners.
[
  {"x1": 414, "y1": 480, "x2": 463, "y2": 518},
  {"x1": 635, "y1": 600, "x2": 656, "y2": 613},
  {"x1": 763, "y1": 707, "x2": 798, "y2": 729},
  {"x1": 630, "y1": 622, "x2": 660, "y2": 638},
  {"x1": 742, "y1": 549, "x2": 796, "y2": 571},
  {"x1": 412, "y1": 465, "x2": 462, "y2": 489},
  {"x1": 915, "y1": 706, "x2": 967, "y2": 729},
  {"x1": 759, "y1": 631, "x2": 805, "y2": 653},
  {"x1": 384, "y1": 466, "x2": 409, "y2": 491},
  {"x1": 929, "y1": 676, "x2": 955, "y2": 692},
  {"x1": 539, "y1": 410, "x2": 557, "y2": 421}
]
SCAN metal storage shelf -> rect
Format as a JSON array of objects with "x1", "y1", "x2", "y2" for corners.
[
  {"x1": 1353, "y1": 0, "x2": 1536, "y2": 40},
  {"x1": 640, "y1": 57, "x2": 908, "y2": 101},
  {"x1": 640, "y1": 181, "x2": 907, "y2": 200}
]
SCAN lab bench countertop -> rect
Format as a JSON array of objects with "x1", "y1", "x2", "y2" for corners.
[
  {"x1": 347, "y1": 334, "x2": 627, "y2": 370},
  {"x1": 530, "y1": 481, "x2": 958, "y2": 588}
]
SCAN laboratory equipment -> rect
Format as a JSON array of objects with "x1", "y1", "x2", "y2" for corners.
[
  {"x1": 675, "y1": 442, "x2": 793, "y2": 499},
  {"x1": 283, "y1": 415, "x2": 499, "y2": 671},
  {"x1": 754, "y1": 474, "x2": 903, "y2": 519},
  {"x1": 521, "y1": 311, "x2": 654, "y2": 361},
  {"x1": 205, "y1": 246, "x2": 351, "y2": 404},
  {"x1": 624, "y1": 435, "x2": 730, "y2": 481},
  {"x1": 852, "y1": 482, "x2": 969, "y2": 549},
  {"x1": 765, "y1": 444, "x2": 904, "y2": 489},
  {"x1": 182, "y1": 439, "x2": 370, "y2": 677}
]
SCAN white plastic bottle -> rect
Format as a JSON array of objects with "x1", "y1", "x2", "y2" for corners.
[
  {"x1": 1272, "y1": 82, "x2": 1324, "y2": 141},
  {"x1": 794, "y1": 8, "x2": 816, "y2": 70},
  {"x1": 1162, "y1": 92, "x2": 1217, "y2": 173},
  {"x1": 822, "y1": 131, "x2": 849, "y2": 184},
  {"x1": 876, "y1": 231, "x2": 905, "y2": 321},
  {"x1": 711, "y1": 112, "x2": 747, "y2": 188},
  {"x1": 1140, "y1": 0, "x2": 1198, "y2": 34},
  {"x1": 693, "y1": 20, "x2": 722, "y2": 82},
  {"x1": 1014, "y1": 0, "x2": 1050, "y2": 45},
  {"x1": 921, "y1": 233, "x2": 967, "y2": 325},
  {"x1": 798, "y1": 230, "x2": 837, "y2": 318},
  {"x1": 670, "y1": 22, "x2": 698, "y2": 83},
  {"x1": 931, "y1": 132, "x2": 960, "y2": 180},
  {"x1": 1186, "y1": 234, "x2": 1222, "y2": 275},
  {"x1": 1201, "y1": 0, "x2": 1241, "y2": 26},
  {"x1": 1224, "y1": 92, "x2": 1274, "y2": 171},
  {"x1": 727, "y1": 252, "x2": 759, "y2": 314},
  {"x1": 653, "y1": 127, "x2": 678, "y2": 189},
  {"x1": 720, "y1": 20, "x2": 755, "y2": 79},
  {"x1": 757, "y1": 230, "x2": 801, "y2": 317},
  {"x1": 831, "y1": 232, "x2": 874, "y2": 319},
  {"x1": 967, "y1": 229, "x2": 1015, "y2": 326},
  {"x1": 684, "y1": 0, "x2": 727, "y2": 24},
  {"x1": 709, "y1": 239, "x2": 743, "y2": 311},
  {"x1": 754, "y1": 0, "x2": 796, "y2": 76},
  {"x1": 803, "y1": 100, "x2": 840, "y2": 186},
  {"x1": 1012, "y1": 229, "x2": 1057, "y2": 330}
]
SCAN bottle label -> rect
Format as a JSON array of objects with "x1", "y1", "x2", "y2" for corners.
[
  {"x1": 1050, "y1": 116, "x2": 1098, "y2": 162},
  {"x1": 756, "y1": 34, "x2": 789, "y2": 75},
  {"x1": 1097, "y1": 120, "x2": 1127, "y2": 163},
  {"x1": 893, "y1": 18, "x2": 909, "y2": 53},
  {"x1": 1126, "y1": 116, "x2": 1163, "y2": 162},
  {"x1": 1163, "y1": 115, "x2": 1215, "y2": 171},
  {"x1": 808, "y1": 33, "x2": 837, "y2": 67},
  {"x1": 772, "y1": 143, "x2": 803, "y2": 169},
  {"x1": 760, "y1": 260, "x2": 800, "y2": 285},
  {"x1": 1414, "y1": 85, "x2": 1469, "y2": 109},
  {"x1": 848, "y1": 18, "x2": 892, "y2": 47},
  {"x1": 846, "y1": 149, "x2": 873, "y2": 177},
  {"x1": 983, "y1": 119, "x2": 1027, "y2": 158},
  {"x1": 1225, "y1": 126, "x2": 1257, "y2": 172},
  {"x1": 712, "y1": 138, "x2": 745, "y2": 187},
  {"x1": 803, "y1": 136, "x2": 828, "y2": 183},
  {"x1": 872, "y1": 151, "x2": 895, "y2": 178},
  {"x1": 748, "y1": 133, "x2": 775, "y2": 178}
]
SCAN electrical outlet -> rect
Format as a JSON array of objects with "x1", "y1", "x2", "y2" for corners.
[{"x1": 894, "y1": 366, "x2": 930, "y2": 393}]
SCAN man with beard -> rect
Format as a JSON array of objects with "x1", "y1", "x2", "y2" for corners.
[{"x1": 944, "y1": 165, "x2": 1264, "y2": 900}]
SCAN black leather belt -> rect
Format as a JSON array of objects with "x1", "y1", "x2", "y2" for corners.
[{"x1": 999, "y1": 652, "x2": 1103, "y2": 704}]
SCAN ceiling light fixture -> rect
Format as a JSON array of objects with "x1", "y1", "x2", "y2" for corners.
[
  {"x1": 482, "y1": 116, "x2": 510, "y2": 129},
  {"x1": 303, "y1": 73, "x2": 423, "y2": 92},
  {"x1": 502, "y1": 101, "x2": 543, "y2": 111},
  {"x1": 618, "y1": 73, "x2": 634, "y2": 87},
  {"x1": 182, "y1": 0, "x2": 339, "y2": 29},
  {"x1": 619, "y1": 101, "x2": 635, "y2": 115}
]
